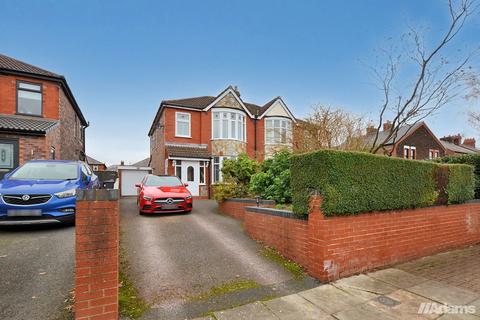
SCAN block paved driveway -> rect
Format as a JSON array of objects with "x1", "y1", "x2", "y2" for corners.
[
  {"x1": 0, "y1": 225, "x2": 74, "y2": 320},
  {"x1": 120, "y1": 198, "x2": 319, "y2": 320},
  {"x1": 198, "y1": 245, "x2": 480, "y2": 320}
]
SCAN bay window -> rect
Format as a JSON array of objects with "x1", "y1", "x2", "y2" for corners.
[
  {"x1": 212, "y1": 110, "x2": 246, "y2": 141},
  {"x1": 265, "y1": 118, "x2": 292, "y2": 144}
]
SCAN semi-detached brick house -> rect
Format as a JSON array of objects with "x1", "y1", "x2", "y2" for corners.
[
  {"x1": 0, "y1": 54, "x2": 88, "y2": 178},
  {"x1": 148, "y1": 86, "x2": 296, "y2": 197}
]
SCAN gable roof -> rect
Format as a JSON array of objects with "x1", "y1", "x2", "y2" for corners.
[
  {"x1": 0, "y1": 54, "x2": 88, "y2": 126},
  {"x1": 440, "y1": 140, "x2": 480, "y2": 154},
  {"x1": 132, "y1": 157, "x2": 151, "y2": 167},
  {"x1": 148, "y1": 86, "x2": 295, "y2": 136},
  {"x1": 86, "y1": 155, "x2": 105, "y2": 165},
  {"x1": 0, "y1": 114, "x2": 58, "y2": 135}
]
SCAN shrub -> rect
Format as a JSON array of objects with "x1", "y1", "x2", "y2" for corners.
[
  {"x1": 216, "y1": 153, "x2": 259, "y2": 200},
  {"x1": 291, "y1": 150, "x2": 475, "y2": 216},
  {"x1": 250, "y1": 150, "x2": 292, "y2": 204},
  {"x1": 435, "y1": 154, "x2": 480, "y2": 199},
  {"x1": 446, "y1": 164, "x2": 475, "y2": 203},
  {"x1": 212, "y1": 183, "x2": 238, "y2": 202}
]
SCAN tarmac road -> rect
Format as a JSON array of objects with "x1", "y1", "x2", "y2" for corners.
[{"x1": 0, "y1": 224, "x2": 74, "y2": 320}]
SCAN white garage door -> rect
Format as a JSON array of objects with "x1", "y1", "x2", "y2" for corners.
[{"x1": 121, "y1": 170, "x2": 150, "y2": 196}]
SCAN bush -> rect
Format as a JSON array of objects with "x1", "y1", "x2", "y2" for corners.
[
  {"x1": 250, "y1": 150, "x2": 292, "y2": 204},
  {"x1": 212, "y1": 183, "x2": 238, "y2": 202},
  {"x1": 291, "y1": 150, "x2": 475, "y2": 216},
  {"x1": 435, "y1": 154, "x2": 480, "y2": 199},
  {"x1": 217, "y1": 153, "x2": 259, "y2": 200},
  {"x1": 446, "y1": 164, "x2": 475, "y2": 203}
]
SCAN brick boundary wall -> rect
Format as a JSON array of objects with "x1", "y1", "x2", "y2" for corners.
[
  {"x1": 244, "y1": 207, "x2": 309, "y2": 267},
  {"x1": 240, "y1": 196, "x2": 480, "y2": 283},
  {"x1": 75, "y1": 189, "x2": 119, "y2": 320},
  {"x1": 218, "y1": 198, "x2": 275, "y2": 221}
]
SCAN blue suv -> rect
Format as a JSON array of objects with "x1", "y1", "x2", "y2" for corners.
[{"x1": 0, "y1": 160, "x2": 99, "y2": 226}]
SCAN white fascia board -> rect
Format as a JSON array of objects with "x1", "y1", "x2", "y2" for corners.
[
  {"x1": 204, "y1": 88, "x2": 254, "y2": 118},
  {"x1": 259, "y1": 98, "x2": 297, "y2": 122}
]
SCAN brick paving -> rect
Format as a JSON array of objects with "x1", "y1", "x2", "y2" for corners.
[{"x1": 397, "y1": 245, "x2": 480, "y2": 294}]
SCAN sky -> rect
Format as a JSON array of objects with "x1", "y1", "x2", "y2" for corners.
[{"x1": 1, "y1": 0, "x2": 479, "y2": 165}]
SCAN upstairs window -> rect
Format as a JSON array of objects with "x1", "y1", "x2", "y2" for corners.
[
  {"x1": 175, "y1": 112, "x2": 191, "y2": 138},
  {"x1": 265, "y1": 118, "x2": 292, "y2": 144},
  {"x1": 212, "y1": 110, "x2": 246, "y2": 141},
  {"x1": 17, "y1": 81, "x2": 42, "y2": 116}
]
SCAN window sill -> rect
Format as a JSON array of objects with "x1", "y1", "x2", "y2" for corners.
[
  {"x1": 211, "y1": 138, "x2": 246, "y2": 142},
  {"x1": 175, "y1": 135, "x2": 192, "y2": 139},
  {"x1": 15, "y1": 112, "x2": 43, "y2": 118}
]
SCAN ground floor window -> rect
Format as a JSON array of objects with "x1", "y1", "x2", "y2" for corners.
[
  {"x1": 212, "y1": 156, "x2": 236, "y2": 183},
  {"x1": 174, "y1": 160, "x2": 182, "y2": 179},
  {"x1": 199, "y1": 161, "x2": 207, "y2": 184},
  {"x1": 403, "y1": 146, "x2": 416, "y2": 159},
  {"x1": 429, "y1": 149, "x2": 440, "y2": 159}
]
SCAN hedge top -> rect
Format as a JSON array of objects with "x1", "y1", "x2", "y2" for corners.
[{"x1": 291, "y1": 149, "x2": 474, "y2": 216}]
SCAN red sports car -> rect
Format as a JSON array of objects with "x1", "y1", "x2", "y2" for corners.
[{"x1": 136, "y1": 175, "x2": 193, "y2": 214}]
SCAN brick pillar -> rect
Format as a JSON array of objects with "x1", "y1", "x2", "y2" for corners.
[
  {"x1": 75, "y1": 189, "x2": 119, "y2": 320},
  {"x1": 306, "y1": 194, "x2": 333, "y2": 282}
]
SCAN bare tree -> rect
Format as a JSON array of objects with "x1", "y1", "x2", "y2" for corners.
[
  {"x1": 470, "y1": 111, "x2": 480, "y2": 132},
  {"x1": 369, "y1": 0, "x2": 478, "y2": 155},
  {"x1": 293, "y1": 105, "x2": 367, "y2": 152}
]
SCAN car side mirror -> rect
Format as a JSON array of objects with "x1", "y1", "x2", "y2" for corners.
[
  {"x1": 184, "y1": 183, "x2": 189, "y2": 187},
  {"x1": 135, "y1": 183, "x2": 141, "y2": 188}
]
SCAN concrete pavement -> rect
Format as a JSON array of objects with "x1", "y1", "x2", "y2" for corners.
[
  {"x1": 195, "y1": 246, "x2": 480, "y2": 319},
  {"x1": 120, "y1": 198, "x2": 319, "y2": 319},
  {"x1": 0, "y1": 224, "x2": 74, "y2": 320}
]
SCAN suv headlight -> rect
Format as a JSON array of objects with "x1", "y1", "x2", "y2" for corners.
[{"x1": 55, "y1": 189, "x2": 76, "y2": 199}]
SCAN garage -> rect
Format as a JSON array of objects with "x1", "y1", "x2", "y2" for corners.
[{"x1": 118, "y1": 166, "x2": 151, "y2": 197}]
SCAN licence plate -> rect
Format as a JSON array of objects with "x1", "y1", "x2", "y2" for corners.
[
  {"x1": 161, "y1": 204, "x2": 178, "y2": 210},
  {"x1": 7, "y1": 209, "x2": 42, "y2": 217}
]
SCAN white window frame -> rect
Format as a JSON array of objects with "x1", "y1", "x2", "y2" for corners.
[
  {"x1": 429, "y1": 149, "x2": 440, "y2": 160},
  {"x1": 199, "y1": 161, "x2": 207, "y2": 185},
  {"x1": 403, "y1": 145, "x2": 416, "y2": 160},
  {"x1": 211, "y1": 108, "x2": 246, "y2": 142},
  {"x1": 212, "y1": 156, "x2": 236, "y2": 183},
  {"x1": 174, "y1": 160, "x2": 182, "y2": 180},
  {"x1": 175, "y1": 112, "x2": 191, "y2": 138},
  {"x1": 265, "y1": 117, "x2": 292, "y2": 145},
  {"x1": 92, "y1": 165, "x2": 99, "y2": 171}
]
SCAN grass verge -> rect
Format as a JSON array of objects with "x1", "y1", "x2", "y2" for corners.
[
  {"x1": 189, "y1": 279, "x2": 260, "y2": 302},
  {"x1": 119, "y1": 230, "x2": 150, "y2": 319},
  {"x1": 261, "y1": 247, "x2": 304, "y2": 279}
]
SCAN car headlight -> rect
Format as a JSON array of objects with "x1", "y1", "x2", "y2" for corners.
[
  {"x1": 185, "y1": 195, "x2": 192, "y2": 200},
  {"x1": 55, "y1": 188, "x2": 76, "y2": 199},
  {"x1": 143, "y1": 195, "x2": 153, "y2": 201}
]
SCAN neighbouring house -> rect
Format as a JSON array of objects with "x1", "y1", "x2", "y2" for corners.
[
  {"x1": 363, "y1": 121, "x2": 447, "y2": 160},
  {"x1": 440, "y1": 134, "x2": 480, "y2": 155},
  {"x1": 108, "y1": 159, "x2": 152, "y2": 197},
  {"x1": 148, "y1": 85, "x2": 296, "y2": 197},
  {"x1": 86, "y1": 155, "x2": 107, "y2": 172},
  {"x1": 0, "y1": 54, "x2": 88, "y2": 178}
]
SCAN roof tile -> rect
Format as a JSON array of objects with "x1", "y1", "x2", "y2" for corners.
[{"x1": 0, "y1": 115, "x2": 58, "y2": 134}]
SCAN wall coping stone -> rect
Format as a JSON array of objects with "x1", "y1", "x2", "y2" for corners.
[
  {"x1": 245, "y1": 206, "x2": 308, "y2": 221},
  {"x1": 223, "y1": 198, "x2": 276, "y2": 205},
  {"x1": 466, "y1": 199, "x2": 480, "y2": 204},
  {"x1": 76, "y1": 189, "x2": 119, "y2": 201}
]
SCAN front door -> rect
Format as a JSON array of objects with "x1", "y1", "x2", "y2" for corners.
[
  {"x1": 0, "y1": 139, "x2": 19, "y2": 179},
  {"x1": 181, "y1": 160, "x2": 200, "y2": 196}
]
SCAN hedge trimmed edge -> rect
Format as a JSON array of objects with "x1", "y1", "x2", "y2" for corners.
[{"x1": 291, "y1": 150, "x2": 475, "y2": 216}]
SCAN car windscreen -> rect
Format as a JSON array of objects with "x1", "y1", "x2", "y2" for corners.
[
  {"x1": 144, "y1": 176, "x2": 183, "y2": 187},
  {"x1": 9, "y1": 162, "x2": 78, "y2": 180}
]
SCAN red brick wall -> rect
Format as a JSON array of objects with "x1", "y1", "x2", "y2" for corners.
[
  {"x1": 218, "y1": 199, "x2": 275, "y2": 221},
  {"x1": 75, "y1": 190, "x2": 119, "y2": 320},
  {"x1": 236, "y1": 196, "x2": 480, "y2": 283},
  {"x1": 244, "y1": 209, "x2": 309, "y2": 267},
  {"x1": 307, "y1": 196, "x2": 480, "y2": 282},
  {"x1": 0, "y1": 74, "x2": 60, "y2": 119}
]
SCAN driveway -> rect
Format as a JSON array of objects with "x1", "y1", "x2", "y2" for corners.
[
  {"x1": 0, "y1": 225, "x2": 74, "y2": 320},
  {"x1": 120, "y1": 198, "x2": 319, "y2": 319}
]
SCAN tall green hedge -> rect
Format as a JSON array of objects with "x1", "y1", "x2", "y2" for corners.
[
  {"x1": 435, "y1": 154, "x2": 480, "y2": 199},
  {"x1": 446, "y1": 164, "x2": 475, "y2": 203},
  {"x1": 291, "y1": 150, "x2": 475, "y2": 216}
]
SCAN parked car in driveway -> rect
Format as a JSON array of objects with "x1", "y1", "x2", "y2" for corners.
[
  {"x1": 136, "y1": 175, "x2": 193, "y2": 214},
  {"x1": 0, "y1": 160, "x2": 99, "y2": 225}
]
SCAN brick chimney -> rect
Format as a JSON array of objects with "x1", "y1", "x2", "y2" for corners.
[
  {"x1": 383, "y1": 121, "x2": 392, "y2": 131},
  {"x1": 366, "y1": 125, "x2": 377, "y2": 135},
  {"x1": 463, "y1": 138, "x2": 476, "y2": 148},
  {"x1": 440, "y1": 134, "x2": 462, "y2": 145},
  {"x1": 120, "y1": 160, "x2": 125, "y2": 166}
]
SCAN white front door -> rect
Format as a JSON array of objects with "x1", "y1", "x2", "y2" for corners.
[{"x1": 181, "y1": 161, "x2": 200, "y2": 196}]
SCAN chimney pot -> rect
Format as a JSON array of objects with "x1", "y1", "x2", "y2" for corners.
[
  {"x1": 383, "y1": 121, "x2": 392, "y2": 131},
  {"x1": 463, "y1": 138, "x2": 476, "y2": 148},
  {"x1": 120, "y1": 160, "x2": 125, "y2": 166},
  {"x1": 366, "y1": 125, "x2": 378, "y2": 134}
]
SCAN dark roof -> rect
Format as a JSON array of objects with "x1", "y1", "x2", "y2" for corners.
[
  {"x1": 0, "y1": 54, "x2": 61, "y2": 78},
  {"x1": 440, "y1": 140, "x2": 480, "y2": 154},
  {"x1": 132, "y1": 157, "x2": 150, "y2": 167},
  {"x1": 0, "y1": 54, "x2": 87, "y2": 126},
  {"x1": 363, "y1": 122, "x2": 425, "y2": 147},
  {"x1": 163, "y1": 96, "x2": 216, "y2": 109},
  {"x1": 166, "y1": 144, "x2": 211, "y2": 159},
  {"x1": 0, "y1": 115, "x2": 58, "y2": 135},
  {"x1": 86, "y1": 155, "x2": 105, "y2": 165}
]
